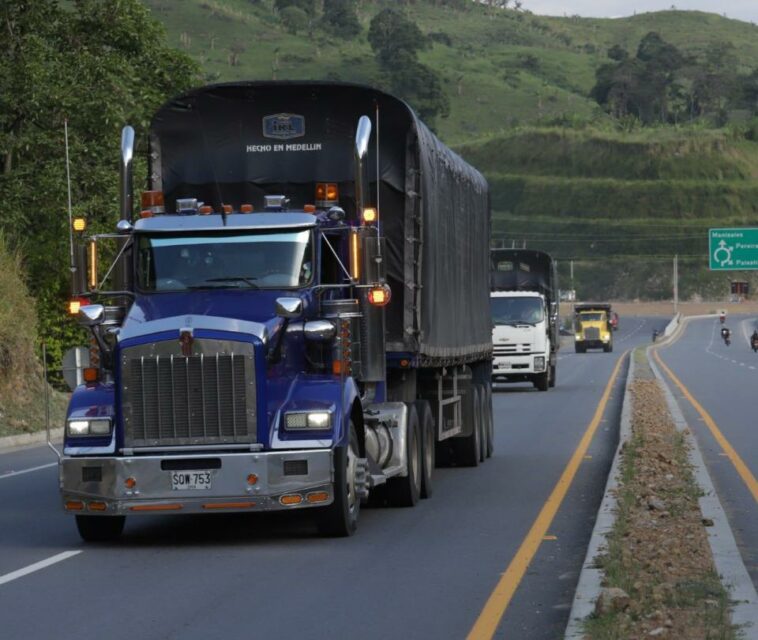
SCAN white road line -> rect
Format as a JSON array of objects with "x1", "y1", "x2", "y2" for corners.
[
  {"x1": 0, "y1": 551, "x2": 81, "y2": 587},
  {"x1": 0, "y1": 462, "x2": 57, "y2": 480}
]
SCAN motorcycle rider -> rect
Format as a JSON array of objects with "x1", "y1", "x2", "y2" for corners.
[
  {"x1": 719, "y1": 311, "x2": 726, "y2": 324},
  {"x1": 751, "y1": 330, "x2": 758, "y2": 352},
  {"x1": 721, "y1": 326, "x2": 731, "y2": 345}
]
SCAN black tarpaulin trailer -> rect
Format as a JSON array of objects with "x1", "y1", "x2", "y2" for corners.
[{"x1": 148, "y1": 81, "x2": 492, "y2": 365}]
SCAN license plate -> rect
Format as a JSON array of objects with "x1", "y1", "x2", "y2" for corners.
[{"x1": 170, "y1": 470, "x2": 213, "y2": 491}]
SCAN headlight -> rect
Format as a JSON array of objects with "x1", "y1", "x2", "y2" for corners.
[
  {"x1": 534, "y1": 356, "x2": 546, "y2": 371},
  {"x1": 66, "y1": 418, "x2": 112, "y2": 437},
  {"x1": 285, "y1": 411, "x2": 332, "y2": 430}
]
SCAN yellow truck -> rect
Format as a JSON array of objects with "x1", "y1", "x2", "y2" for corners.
[{"x1": 574, "y1": 303, "x2": 613, "y2": 353}]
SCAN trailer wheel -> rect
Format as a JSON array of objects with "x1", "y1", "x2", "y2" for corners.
[
  {"x1": 387, "y1": 405, "x2": 421, "y2": 507},
  {"x1": 75, "y1": 515, "x2": 125, "y2": 542},
  {"x1": 317, "y1": 421, "x2": 360, "y2": 536},
  {"x1": 452, "y1": 385, "x2": 480, "y2": 467},
  {"x1": 484, "y1": 384, "x2": 494, "y2": 458},
  {"x1": 476, "y1": 385, "x2": 487, "y2": 463},
  {"x1": 414, "y1": 400, "x2": 435, "y2": 499},
  {"x1": 549, "y1": 363, "x2": 556, "y2": 388}
]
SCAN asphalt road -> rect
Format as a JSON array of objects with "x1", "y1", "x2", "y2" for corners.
[
  {"x1": 0, "y1": 316, "x2": 667, "y2": 640},
  {"x1": 656, "y1": 315, "x2": 758, "y2": 588}
]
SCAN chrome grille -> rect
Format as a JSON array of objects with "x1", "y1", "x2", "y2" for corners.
[
  {"x1": 584, "y1": 327, "x2": 600, "y2": 341},
  {"x1": 493, "y1": 344, "x2": 531, "y2": 356},
  {"x1": 121, "y1": 339, "x2": 256, "y2": 448}
]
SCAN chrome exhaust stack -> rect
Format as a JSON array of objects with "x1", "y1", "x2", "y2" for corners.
[{"x1": 120, "y1": 126, "x2": 135, "y2": 222}]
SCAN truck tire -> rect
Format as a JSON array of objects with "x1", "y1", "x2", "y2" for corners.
[
  {"x1": 452, "y1": 385, "x2": 480, "y2": 467},
  {"x1": 484, "y1": 384, "x2": 494, "y2": 458},
  {"x1": 317, "y1": 421, "x2": 361, "y2": 536},
  {"x1": 534, "y1": 369, "x2": 550, "y2": 392},
  {"x1": 476, "y1": 384, "x2": 487, "y2": 463},
  {"x1": 575, "y1": 344, "x2": 584, "y2": 354},
  {"x1": 75, "y1": 515, "x2": 125, "y2": 542},
  {"x1": 387, "y1": 405, "x2": 421, "y2": 507},
  {"x1": 549, "y1": 363, "x2": 556, "y2": 388},
  {"x1": 414, "y1": 400, "x2": 435, "y2": 499}
]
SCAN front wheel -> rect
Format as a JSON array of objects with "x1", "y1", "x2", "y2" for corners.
[
  {"x1": 317, "y1": 421, "x2": 361, "y2": 536},
  {"x1": 76, "y1": 515, "x2": 125, "y2": 542},
  {"x1": 548, "y1": 363, "x2": 556, "y2": 388},
  {"x1": 534, "y1": 369, "x2": 550, "y2": 391}
]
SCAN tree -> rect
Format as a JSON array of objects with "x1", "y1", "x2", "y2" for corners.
[
  {"x1": 367, "y1": 9, "x2": 448, "y2": 126},
  {"x1": 321, "y1": 0, "x2": 361, "y2": 39},
  {"x1": 274, "y1": 0, "x2": 315, "y2": 16},
  {"x1": 0, "y1": 0, "x2": 198, "y2": 372},
  {"x1": 368, "y1": 8, "x2": 428, "y2": 67},
  {"x1": 280, "y1": 6, "x2": 309, "y2": 34}
]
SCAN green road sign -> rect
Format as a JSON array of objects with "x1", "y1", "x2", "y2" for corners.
[{"x1": 709, "y1": 228, "x2": 758, "y2": 270}]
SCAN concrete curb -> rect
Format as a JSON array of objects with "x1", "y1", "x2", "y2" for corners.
[
  {"x1": 649, "y1": 326, "x2": 758, "y2": 638},
  {"x1": 564, "y1": 351, "x2": 635, "y2": 638},
  {"x1": 0, "y1": 428, "x2": 63, "y2": 453}
]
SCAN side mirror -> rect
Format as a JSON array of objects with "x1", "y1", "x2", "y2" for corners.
[
  {"x1": 275, "y1": 297, "x2": 303, "y2": 319},
  {"x1": 78, "y1": 304, "x2": 105, "y2": 327},
  {"x1": 304, "y1": 320, "x2": 336, "y2": 342}
]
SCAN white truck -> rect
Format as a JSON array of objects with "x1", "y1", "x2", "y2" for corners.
[{"x1": 490, "y1": 249, "x2": 558, "y2": 391}]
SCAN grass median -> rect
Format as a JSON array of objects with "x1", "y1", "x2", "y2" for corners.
[{"x1": 585, "y1": 347, "x2": 735, "y2": 640}]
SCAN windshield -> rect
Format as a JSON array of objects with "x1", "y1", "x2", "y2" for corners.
[
  {"x1": 491, "y1": 296, "x2": 544, "y2": 325},
  {"x1": 136, "y1": 230, "x2": 313, "y2": 291},
  {"x1": 579, "y1": 312, "x2": 604, "y2": 322}
]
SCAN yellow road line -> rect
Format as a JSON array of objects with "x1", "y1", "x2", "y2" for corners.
[
  {"x1": 466, "y1": 352, "x2": 628, "y2": 640},
  {"x1": 653, "y1": 349, "x2": 758, "y2": 502}
]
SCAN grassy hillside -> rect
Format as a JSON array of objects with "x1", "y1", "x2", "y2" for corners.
[
  {"x1": 0, "y1": 236, "x2": 67, "y2": 436},
  {"x1": 142, "y1": 1, "x2": 758, "y2": 299}
]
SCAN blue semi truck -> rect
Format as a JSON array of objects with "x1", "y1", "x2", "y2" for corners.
[{"x1": 59, "y1": 82, "x2": 493, "y2": 540}]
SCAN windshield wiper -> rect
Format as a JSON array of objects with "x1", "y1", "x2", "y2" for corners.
[
  {"x1": 196, "y1": 276, "x2": 260, "y2": 289},
  {"x1": 203, "y1": 276, "x2": 259, "y2": 289}
]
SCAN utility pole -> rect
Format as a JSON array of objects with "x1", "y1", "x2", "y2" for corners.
[{"x1": 673, "y1": 254, "x2": 678, "y2": 314}]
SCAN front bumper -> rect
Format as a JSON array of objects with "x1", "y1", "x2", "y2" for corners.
[
  {"x1": 60, "y1": 449, "x2": 334, "y2": 516},
  {"x1": 492, "y1": 354, "x2": 543, "y2": 378}
]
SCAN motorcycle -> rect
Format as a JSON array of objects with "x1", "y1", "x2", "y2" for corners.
[
  {"x1": 721, "y1": 328, "x2": 731, "y2": 345},
  {"x1": 751, "y1": 338, "x2": 758, "y2": 353},
  {"x1": 719, "y1": 313, "x2": 726, "y2": 324}
]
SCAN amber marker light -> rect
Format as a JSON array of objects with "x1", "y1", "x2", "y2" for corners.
[
  {"x1": 202, "y1": 502, "x2": 256, "y2": 510},
  {"x1": 124, "y1": 477, "x2": 136, "y2": 489},
  {"x1": 368, "y1": 284, "x2": 391, "y2": 307},
  {"x1": 65, "y1": 500, "x2": 84, "y2": 511},
  {"x1": 306, "y1": 492, "x2": 329, "y2": 504},
  {"x1": 83, "y1": 367, "x2": 99, "y2": 383},
  {"x1": 68, "y1": 299, "x2": 82, "y2": 315},
  {"x1": 303, "y1": 204, "x2": 316, "y2": 213},
  {"x1": 240, "y1": 204, "x2": 254, "y2": 213},
  {"x1": 72, "y1": 218, "x2": 86, "y2": 232},
  {"x1": 247, "y1": 474, "x2": 258, "y2": 486},
  {"x1": 279, "y1": 494, "x2": 303, "y2": 506},
  {"x1": 88, "y1": 501, "x2": 107, "y2": 512},
  {"x1": 130, "y1": 504, "x2": 183, "y2": 512},
  {"x1": 222, "y1": 204, "x2": 233, "y2": 214},
  {"x1": 198, "y1": 205, "x2": 213, "y2": 215}
]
